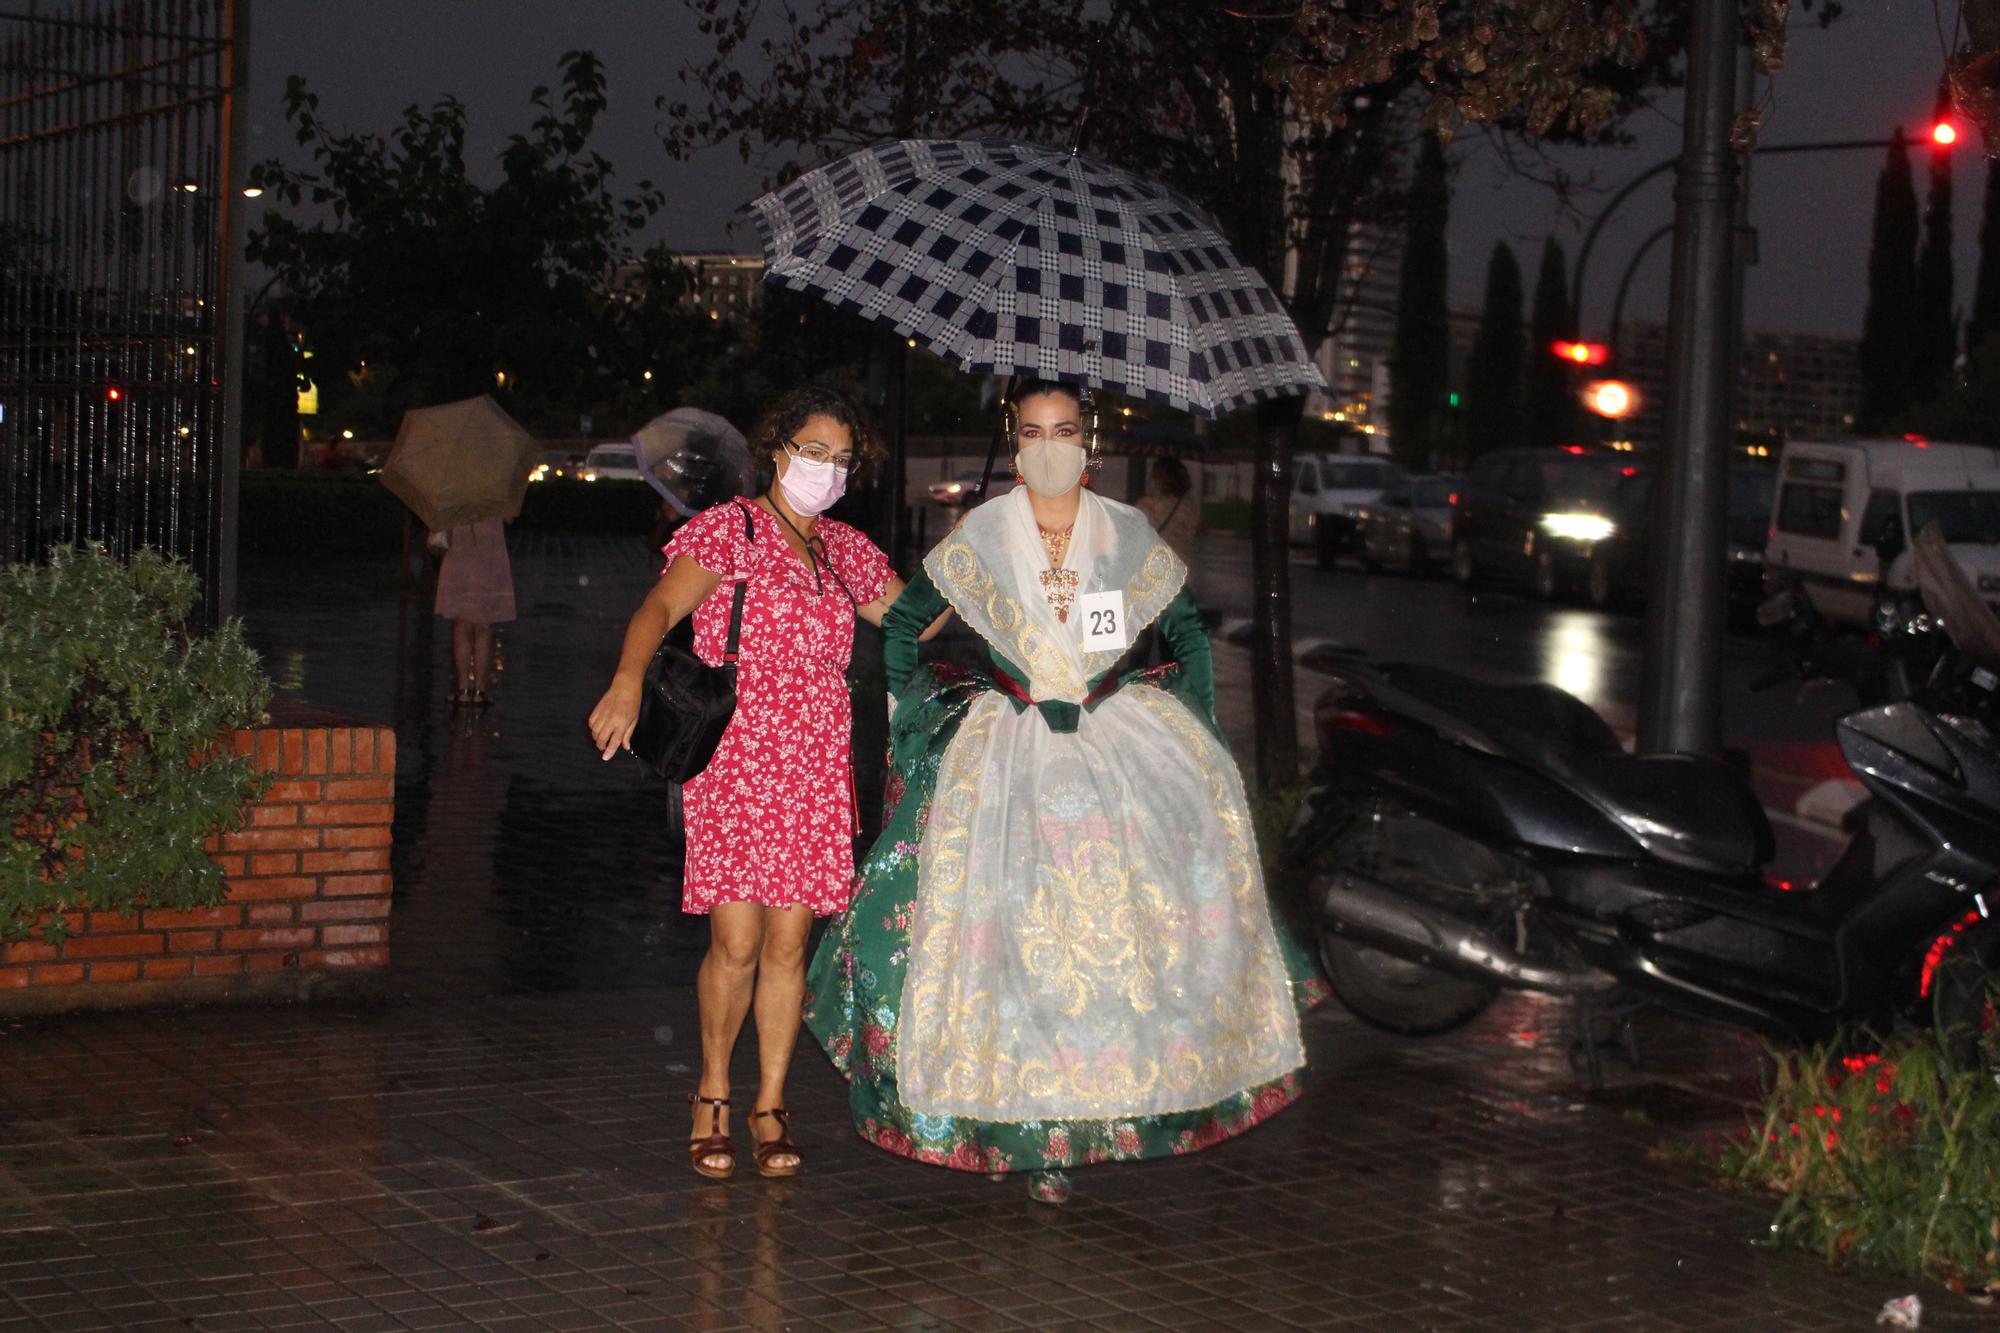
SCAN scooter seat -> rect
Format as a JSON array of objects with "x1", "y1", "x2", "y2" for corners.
[
  {"x1": 1374, "y1": 665, "x2": 1771, "y2": 871},
  {"x1": 1378, "y1": 665, "x2": 1625, "y2": 761},
  {"x1": 1558, "y1": 752, "x2": 1773, "y2": 872}
]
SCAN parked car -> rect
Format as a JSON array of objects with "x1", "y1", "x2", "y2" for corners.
[
  {"x1": 529, "y1": 448, "x2": 587, "y2": 483},
  {"x1": 1355, "y1": 474, "x2": 1459, "y2": 576},
  {"x1": 580, "y1": 443, "x2": 646, "y2": 483},
  {"x1": 1765, "y1": 437, "x2": 2000, "y2": 627},
  {"x1": 1450, "y1": 448, "x2": 1634, "y2": 599},
  {"x1": 1287, "y1": 452, "x2": 1405, "y2": 568},
  {"x1": 927, "y1": 469, "x2": 993, "y2": 507}
]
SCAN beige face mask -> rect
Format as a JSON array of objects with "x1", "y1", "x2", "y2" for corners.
[{"x1": 1016, "y1": 440, "x2": 1086, "y2": 497}]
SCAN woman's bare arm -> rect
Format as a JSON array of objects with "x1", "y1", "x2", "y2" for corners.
[{"x1": 586, "y1": 558, "x2": 724, "y2": 760}]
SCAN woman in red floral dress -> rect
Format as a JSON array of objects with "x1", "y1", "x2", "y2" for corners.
[{"x1": 588, "y1": 386, "x2": 920, "y2": 1180}]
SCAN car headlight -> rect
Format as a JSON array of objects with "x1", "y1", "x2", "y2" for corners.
[
  {"x1": 581, "y1": 469, "x2": 599, "y2": 482},
  {"x1": 1729, "y1": 545, "x2": 1764, "y2": 565},
  {"x1": 529, "y1": 463, "x2": 549, "y2": 482},
  {"x1": 1539, "y1": 512, "x2": 1616, "y2": 543}
]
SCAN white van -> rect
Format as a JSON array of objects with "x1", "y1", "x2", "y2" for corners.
[
  {"x1": 1288, "y1": 451, "x2": 1404, "y2": 566},
  {"x1": 1765, "y1": 438, "x2": 2000, "y2": 626}
]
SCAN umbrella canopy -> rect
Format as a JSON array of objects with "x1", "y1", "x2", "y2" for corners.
[
  {"x1": 632, "y1": 408, "x2": 753, "y2": 517},
  {"x1": 746, "y1": 140, "x2": 1325, "y2": 419},
  {"x1": 380, "y1": 395, "x2": 540, "y2": 532}
]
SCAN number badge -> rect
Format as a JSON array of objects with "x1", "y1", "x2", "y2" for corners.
[{"x1": 1078, "y1": 590, "x2": 1129, "y2": 652}]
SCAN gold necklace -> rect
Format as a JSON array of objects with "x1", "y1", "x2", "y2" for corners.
[{"x1": 1037, "y1": 524, "x2": 1078, "y2": 622}]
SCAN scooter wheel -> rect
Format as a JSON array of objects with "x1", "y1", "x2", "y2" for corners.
[
  {"x1": 1309, "y1": 810, "x2": 1502, "y2": 1037},
  {"x1": 1317, "y1": 932, "x2": 1498, "y2": 1037}
]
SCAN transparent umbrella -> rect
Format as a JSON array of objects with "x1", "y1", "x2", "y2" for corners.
[{"x1": 632, "y1": 408, "x2": 754, "y2": 517}]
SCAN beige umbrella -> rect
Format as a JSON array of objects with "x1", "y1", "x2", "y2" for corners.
[{"x1": 379, "y1": 395, "x2": 540, "y2": 531}]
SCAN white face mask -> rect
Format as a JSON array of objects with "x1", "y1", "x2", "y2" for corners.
[
  {"x1": 777, "y1": 453, "x2": 847, "y2": 515},
  {"x1": 1016, "y1": 440, "x2": 1086, "y2": 497}
]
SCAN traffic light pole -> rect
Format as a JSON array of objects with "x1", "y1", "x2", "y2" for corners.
[{"x1": 1638, "y1": 0, "x2": 1738, "y2": 755}]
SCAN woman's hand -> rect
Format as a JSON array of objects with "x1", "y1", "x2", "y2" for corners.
[{"x1": 588, "y1": 677, "x2": 644, "y2": 761}]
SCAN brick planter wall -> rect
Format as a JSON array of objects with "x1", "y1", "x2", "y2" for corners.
[{"x1": 0, "y1": 705, "x2": 396, "y2": 1014}]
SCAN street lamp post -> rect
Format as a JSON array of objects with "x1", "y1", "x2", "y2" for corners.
[{"x1": 1638, "y1": 0, "x2": 1739, "y2": 756}]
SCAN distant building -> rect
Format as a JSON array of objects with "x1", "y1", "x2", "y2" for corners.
[
  {"x1": 606, "y1": 251, "x2": 766, "y2": 324},
  {"x1": 680, "y1": 252, "x2": 766, "y2": 323},
  {"x1": 1305, "y1": 221, "x2": 1401, "y2": 443},
  {"x1": 1613, "y1": 322, "x2": 1861, "y2": 448}
]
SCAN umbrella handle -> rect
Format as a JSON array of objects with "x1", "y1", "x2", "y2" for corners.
[{"x1": 974, "y1": 418, "x2": 1008, "y2": 502}]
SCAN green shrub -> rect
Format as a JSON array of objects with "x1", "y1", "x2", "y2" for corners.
[
  {"x1": 0, "y1": 548, "x2": 273, "y2": 941},
  {"x1": 1704, "y1": 1034, "x2": 2000, "y2": 1293}
]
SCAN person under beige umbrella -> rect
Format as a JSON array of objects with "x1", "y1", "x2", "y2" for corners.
[{"x1": 382, "y1": 396, "x2": 538, "y2": 706}]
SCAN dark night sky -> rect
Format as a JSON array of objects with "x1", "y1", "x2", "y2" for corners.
[{"x1": 250, "y1": 0, "x2": 1973, "y2": 340}]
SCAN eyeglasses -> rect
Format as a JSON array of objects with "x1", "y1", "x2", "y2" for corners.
[{"x1": 786, "y1": 439, "x2": 855, "y2": 471}]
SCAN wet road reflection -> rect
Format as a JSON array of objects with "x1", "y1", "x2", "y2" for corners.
[{"x1": 1200, "y1": 539, "x2": 1851, "y2": 746}]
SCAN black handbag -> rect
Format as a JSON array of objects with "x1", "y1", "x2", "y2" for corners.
[{"x1": 629, "y1": 502, "x2": 755, "y2": 782}]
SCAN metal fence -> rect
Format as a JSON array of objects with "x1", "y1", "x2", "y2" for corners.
[{"x1": 0, "y1": 0, "x2": 243, "y2": 618}]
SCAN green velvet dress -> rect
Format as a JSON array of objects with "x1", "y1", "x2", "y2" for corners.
[{"x1": 803, "y1": 564, "x2": 1328, "y2": 1178}]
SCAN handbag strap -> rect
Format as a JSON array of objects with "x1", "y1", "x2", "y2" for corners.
[{"x1": 721, "y1": 501, "x2": 755, "y2": 667}]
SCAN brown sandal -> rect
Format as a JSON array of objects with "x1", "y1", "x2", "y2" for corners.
[
  {"x1": 748, "y1": 1107, "x2": 801, "y2": 1178},
  {"x1": 688, "y1": 1093, "x2": 734, "y2": 1179}
]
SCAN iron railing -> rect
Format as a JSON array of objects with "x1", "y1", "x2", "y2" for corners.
[{"x1": 0, "y1": 0, "x2": 243, "y2": 619}]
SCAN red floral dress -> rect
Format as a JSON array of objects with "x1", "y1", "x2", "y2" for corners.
[{"x1": 663, "y1": 501, "x2": 893, "y2": 915}]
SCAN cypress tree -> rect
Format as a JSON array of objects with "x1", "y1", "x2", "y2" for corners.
[
  {"x1": 1524, "y1": 238, "x2": 1577, "y2": 448},
  {"x1": 1968, "y1": 159, "x2": 2000, "y2": 356},
  {"x1": 1389, "y1": 135, "x2": 1450, "y2": 471},
  {"x1": 1913, "y1": 95, "x2": 1958, "y2": 401},
  {"x1": 1859, "y1": 129, "x2": 1920, "y2": 430},
  {"x1": 1466, "y1": 242, "x2": 1525, "y2": 459}
]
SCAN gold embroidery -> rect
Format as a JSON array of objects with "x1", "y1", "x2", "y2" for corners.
[
  {"x1": 1134, "y1": 688, "x2": 1298, "y2": 1054},
  {"x1": 929, "y1": 531, "x2": 1085, "y2": 702},
  {"x1": 897, "y1": 686, "x2": 1304, "y2": 1123},
  {"x1": 1019, "y1": 836, "x2": 1185, "y2": 1018}
]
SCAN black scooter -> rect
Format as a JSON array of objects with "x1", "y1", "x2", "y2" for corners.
[{"x1": 1283, "y1": 593, "x2": 2000, "y2": 1075}]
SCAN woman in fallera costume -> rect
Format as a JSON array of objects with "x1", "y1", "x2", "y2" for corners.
[{"x1": 804, "y1": 379, "x2": 1326, "y2": 1204}]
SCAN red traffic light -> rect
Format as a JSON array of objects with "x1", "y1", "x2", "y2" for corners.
[
  {"x1": 1932, "y1": 121, "x2": 1959, "y2": 147},
  {"x1": 105, "y1": 385, "x2": 123, "y2": 403},
  {"x1": 1552, "y1": 340, "x2": 1609, "y2": 367}
]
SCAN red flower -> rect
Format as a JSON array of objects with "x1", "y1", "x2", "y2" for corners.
[
  {"x1": 1250, "y1": 1084, "x2": 1291, "y2": 1123},
  {"x1": 862, "y1": 1024, "x2": 891, "y2": 1056},
  {"x1": 945, "y1": 1142, "x2": 987, "y2": 1172},
  {"x1": 873, "y1": 1123, "x2": 911, "y2": 1156},
  {"x1": 1113, "y1": 1128, "x2": 1141, "y2": 1155}
]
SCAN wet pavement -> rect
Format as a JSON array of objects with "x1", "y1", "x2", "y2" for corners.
[{"x1": 0, "y1": 531, "x2": 1962, "y2": 1330}]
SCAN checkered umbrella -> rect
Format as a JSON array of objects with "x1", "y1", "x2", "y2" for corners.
[{"x1": 746, "y1": 140, "x2": 1325, "y2": 418}]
